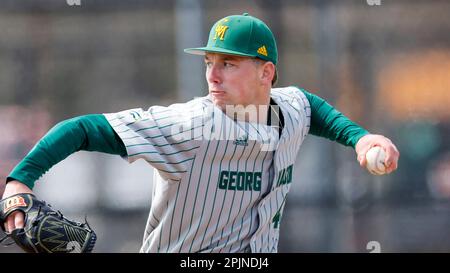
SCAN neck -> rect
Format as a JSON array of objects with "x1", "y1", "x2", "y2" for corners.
[{"x1": 223, "y1": 89, "x2": 271, "y2": 124}]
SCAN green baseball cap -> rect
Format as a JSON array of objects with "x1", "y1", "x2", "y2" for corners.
[{"x1": 184, "y1": 13, "x2": 278, "y2": 65}]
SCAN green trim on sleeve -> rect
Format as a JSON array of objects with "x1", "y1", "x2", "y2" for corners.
[
  {"x1": 298, "y1": 88, "x2": 369, "y2": 148},
  {"x1": 7, "y1": 114, "x2": 127, "y2": 189}
]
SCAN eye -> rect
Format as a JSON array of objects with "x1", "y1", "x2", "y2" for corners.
[
  {"x1": 224, "y1": 62, "x2": 234, "y2": 67},
  {"x1": 204, "y1": 61, "x2": 212, "y2": 68}
]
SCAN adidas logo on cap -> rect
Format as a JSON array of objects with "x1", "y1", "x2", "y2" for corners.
[{"x1": 257, "y1": 45, "x2": 268, "y2": 57}]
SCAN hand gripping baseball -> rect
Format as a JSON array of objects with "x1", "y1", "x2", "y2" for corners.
[
  {"x1": 0, "y1": 193, "x2": 96, "y2": 253},
  {"x1": 355, "y1": 134, "x2": 400, "y2": 174}
]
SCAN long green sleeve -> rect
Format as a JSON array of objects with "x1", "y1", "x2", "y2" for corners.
[
  {"x1": 299, "y1": 88, "x2": 369, "y2": 148},
  {"x1": 7, "y1": 114, "x2": 126, "y2": 189}
]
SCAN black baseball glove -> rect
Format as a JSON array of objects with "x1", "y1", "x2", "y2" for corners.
[{"x1": 0, "y1": 193, "x2": 96, "y2": 253}]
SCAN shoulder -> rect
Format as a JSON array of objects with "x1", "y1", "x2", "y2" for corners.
[
  {"x1": 271, "y1": 86, "x2": 307, "y2": 99},
  {"x1": 105, "y1": 95, "x2": 212, "y2": 124},
  {"x1": 166, "y1": 95, "x2": 212, "y2": 113},
  {"x1": 142, "y1": 95, "x2": 210, "y2": 116},
  {"x1": 271, "y1": 86, "x2": 310, "y2": 107}
]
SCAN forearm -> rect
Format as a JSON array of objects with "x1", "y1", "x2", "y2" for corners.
[
  {"x1": 300, "y1": 89, "x2": 369, "y2": 148},
  {"x1": 7, "y1": 114, "x2": 126, "y2": 189}
]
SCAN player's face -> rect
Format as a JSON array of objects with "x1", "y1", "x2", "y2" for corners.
[{"x1": 205, "y1": 53, "x2": 268, "y2": 110}]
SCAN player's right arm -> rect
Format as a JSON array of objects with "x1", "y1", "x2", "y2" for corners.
[
  {"x1": 2, "y1": 114, "x2": 127, "y2": 232},
  {"x1": 299, "y1": 88, "x2": 399, "y2": 173},
  {"x1": 299, "y1": 89, "x2": 369, "y2": 148}
]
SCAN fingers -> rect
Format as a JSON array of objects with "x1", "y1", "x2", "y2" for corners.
[
  {"x1": 4, "y1": 211, "x2": 25, "y2": 233},
  {"x1": 355, "y1": 134, "x2": 400, "y2": 174},
  {"x1": 1, "y1": 180, "x2": 33, "y2": 233},
  {"x1": 378, "y1": 137, "x2": 399, "y2": 173},
  {"x1": 6, "y1": 217, "x2": 14, "y2": 234},
  {"x1": 357, "y1": 144, "x2": 374, "y2": 167},
  {"x1": 384, "y1": 144, "x2": 400, "y2": 174},
  {"x1": 355, "y1": 134, "x2": 379, "y2": 167},
  {"x1": 358, "y1": 155, "x2": 366, "y2": 167},
  {"x1": 357, "y1": 151, "x2": 368, "y2": 167},
  {"x1": 14, "y1": 211, "x2": 25, "y2": 230}
]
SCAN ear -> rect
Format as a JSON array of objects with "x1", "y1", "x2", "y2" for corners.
[{"x1": 260, "y1": 62, "x2": 275, "y2": 85}]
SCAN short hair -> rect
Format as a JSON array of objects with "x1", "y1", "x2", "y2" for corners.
[
  {"x1": 272, "y1": 67, "x2": 278, "y2": 86},
  {"x1": 253, "y1": 58, "x2": 278, "y2": 86}
]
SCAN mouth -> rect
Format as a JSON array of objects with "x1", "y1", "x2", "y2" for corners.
[{"x1": 210, "y1": 90, "x2": 226, "y2": 97}]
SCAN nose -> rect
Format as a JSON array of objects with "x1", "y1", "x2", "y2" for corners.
[{"x1": 207, "y1": 64, "x2": 222, "y2": 85}]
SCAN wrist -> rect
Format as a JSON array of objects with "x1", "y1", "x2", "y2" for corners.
[{"x1": 2, "y1": 180, "x2": 33, "y2": 199}]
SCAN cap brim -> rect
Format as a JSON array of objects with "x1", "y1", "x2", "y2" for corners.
[{"x1": 184, "y1": 46, "x2": 256, "y2": 58}]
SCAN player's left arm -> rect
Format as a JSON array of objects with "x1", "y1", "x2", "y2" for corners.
[{"x1": 299, "y1": 88, "x2": 399, "y2": 174}]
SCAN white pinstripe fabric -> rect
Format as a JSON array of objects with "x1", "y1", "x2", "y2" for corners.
[{"x1": 104, "y1": 86, "x2": 310, "y2": 253}]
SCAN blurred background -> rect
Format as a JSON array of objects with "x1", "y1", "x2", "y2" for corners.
[{"x1": 1, "y1": 0, "x2": 449, "y2": 253}]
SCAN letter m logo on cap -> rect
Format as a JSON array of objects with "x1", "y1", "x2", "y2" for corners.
[{"x1": 214, "y1": 24, "x2": 229, "y2": 41}]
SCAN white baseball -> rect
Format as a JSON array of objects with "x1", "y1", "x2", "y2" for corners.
[{"x1": 365, "y1": 146, "x2": 387, "y2": 175}]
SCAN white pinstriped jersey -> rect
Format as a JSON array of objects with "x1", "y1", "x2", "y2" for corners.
[{"x1": 104, "y1": 86, "x2": 311, "y2": 253}]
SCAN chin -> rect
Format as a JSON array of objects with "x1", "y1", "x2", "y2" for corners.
[{"x1": 212, "y1": 99, "x2": 227, "y2": 110}]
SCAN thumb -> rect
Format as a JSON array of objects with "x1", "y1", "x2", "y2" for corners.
[
  {"x1": 358, "y1": 153, "x2": 367, "y2": 168},
  {"x1": 357, "y1": 145, "x2": 373, "y2": 167}
]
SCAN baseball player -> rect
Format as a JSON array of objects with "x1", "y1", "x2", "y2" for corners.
[{"x1": 1, "y1": 13, "x2": 399, "y2": 253}]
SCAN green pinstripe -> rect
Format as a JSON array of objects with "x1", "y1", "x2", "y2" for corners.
[
  {"x1": 237, "y1": 123, "x2": 268, "y2": 250},
  {"x1": 222, "y1": 140, "x2": 258, "y2": 251},
  {"x1": 230, "y1": 123, "x2": 265, "y2": 251},
  {"x1": 208, "y1": 120, "x2": 239, "y2": 248},
  {"x1": 127, "y1": 146, "x2": 199, "y2": 157},
  {"x1": 199, "y1": 120, "x2": 233, "y2": 250},
  {"x1": 166, "y1": 181, "x2": 182, "y2": 252},
  {"x1": 217, "y1": 136, "x2": 248, "y2": 252}
]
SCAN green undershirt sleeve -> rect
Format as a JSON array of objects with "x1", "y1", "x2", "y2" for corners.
[
  {"x1": 7, "y1": 114, "x2": 126, "y2": 189},
  {"x1": 299, "y1": 88, "x2": 369, "y2": 148}
]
